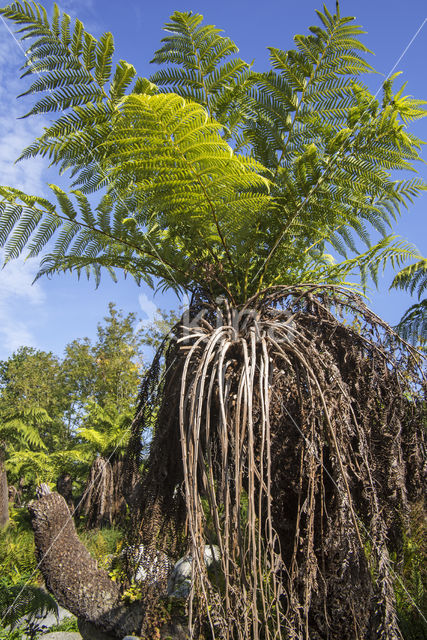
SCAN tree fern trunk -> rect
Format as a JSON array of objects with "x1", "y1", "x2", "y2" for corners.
[
  {"x1": 0, "y1": 446, "x2": 9, "y2": 529},
  {"x1": 29, "y1": 491, "x2": 142, "y2": 638},
  {"x1": 78, "y1": 457, "x2": 114, "y2": 528}
]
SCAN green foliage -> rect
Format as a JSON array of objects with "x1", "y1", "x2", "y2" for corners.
[
  {"x1": 0, "y1": 408, "x2": 48, "y2": 451},
  {"x1": 62, "y1": 302, "x2": 144, "y2": 419},
  {"x1": 392, "y1": 259, "x2": 427, "y2": 299},
  {"x1": 79, "y1": 526, "x2": 122, "y2": 570},
  {"x1": 138, "y1": 307, "x2": 180, "y2": 353},
  {"x1": 47, "y1": 616, "x2": 79, "y2": 633},
  {"x1": 0, "y1": 347, "x2": 70, "y2": 450},
  {"x1": 0, "y1": 581, "x2": 58, "y2": 633},
  {"x1": 150, "y1": 11, "x2": 250, "y2": 132},
  {"x1": 77, "y1": 400, "x2": 132, "y2": 458},
  {"x1": 0, "y1": 303, "x2": 146, "y2": 493},
  {"x1": 0, "y1": 407, "x2": 50, "y2": 497},
  {"x1": 0, "y1": 0, "x2": 139, "y2": 115},
  {"x1": 394, "y1": 503, "x2": 427, "y2": 639},
  {"x1": 395, "y1": 301, "x2": 427, "y2": 347},
  {"x1": 0, "y1": 527, "x2": 36, "y2": 582},
  {"x1": 0, "y1": 628, "x2": 25, "y2": 639},
  {"x1": 391, "y1": 259, "x2": 427, "y2": 345},
  {"x1": 0, "y1": 3, "x2": 425, "y2": 302}
]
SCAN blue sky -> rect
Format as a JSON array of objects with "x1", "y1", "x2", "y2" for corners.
[{"x1": 0, "y1": 0, "x2": 426, "y2": 361}]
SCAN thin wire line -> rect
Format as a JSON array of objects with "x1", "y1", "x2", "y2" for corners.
[{"x1": 375, "y1": 17, "x2": 427, "y2": 98}]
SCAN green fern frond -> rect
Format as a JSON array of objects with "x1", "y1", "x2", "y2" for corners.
[
  {"x1": 0, "y1": 4, "x2": 426, "y2": 303},
  {"x1": 391, "y1": 258, "x2": 427, "y2": 298},
  {"x1": 297, "y1": 236, "x2": 420, "y2": 291},
  {"x1": 395, "y1": 300, "x2": 427, "y2": 345},
  {"x1": 150, "y1": 10, "x2": 250, "y2": 131},
  {"x1": 0, "y1": 0, "x2": 144, "y2": 184},
  {"x1": 0, "y1": 407, "x2": 50, "y2": 449}
]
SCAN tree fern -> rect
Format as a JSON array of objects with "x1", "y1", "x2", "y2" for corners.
[
  {"x1": 0, "y1": 408, "x2": 49, "y2": 450},
  {"x1": 1, "y1": 5, "x2": 426, "y2": 640},
  {"x1": 77, "y1": 400, "x2": 132, "y2": 458}
]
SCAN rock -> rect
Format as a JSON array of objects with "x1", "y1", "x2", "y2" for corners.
[
  {"x1": 167, "y1": 545, "x2": 221, "y2": 599},
  {"x1": 122, "y1": 637, "x2": 140, "y2": 640},
  {"x1": 77, "y1": 619, "x2": 116, "y2": 640},
  {"x1": 39, "y1": 633, "x2": 82, "y2": 640},
  {"x1": 16, "y1": 604, "x2": 76, "y2": 634}
]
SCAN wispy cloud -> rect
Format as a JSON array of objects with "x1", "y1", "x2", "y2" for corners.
[
  {"x1": 138, "y1": 292, "x2": 158, "y2": 325},
  {"x1": 0, "y1": 22, "x2": 48, "y2": 196},
  {"x1": 0, "y1": 251, "x2": 46, "y2": 355},
  {"x1": 0, "y1": 27, "x2": 49, "y2": 357}
]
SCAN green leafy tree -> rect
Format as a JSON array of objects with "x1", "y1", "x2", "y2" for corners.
[
  {"x1": 0, "y1": 348, "x2": 69, "y2": 449},
  {"x1": 62, "y1": 303, "x2": 144, "y2": 428},
  {"x1": 0, "y1": 305, "x2": 148, "y2": 513},
  {"x1": 0, "y1": 4, "x2": 425, "y2": 639}
]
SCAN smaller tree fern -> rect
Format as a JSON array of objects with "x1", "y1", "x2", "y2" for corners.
[{"x1": 77, "y1": 399, "x2": 132, "y2": 459}]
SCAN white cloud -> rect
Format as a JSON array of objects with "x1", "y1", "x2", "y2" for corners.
[
  {"x1": 0, "y1": 251, "x2": 46, "y2": 355},
  {"x1": 0, "y1": 309, "x2": 37, "y2": 352},
  {"x1": 0, "y1": 252, "x2": 45, "y2": 304},
  {"x1": 138, "y1": 292, "x2": 158, "y2": 325},
  {"x1": 0, "y1": 22, "x2": 51, "y2": 196}
]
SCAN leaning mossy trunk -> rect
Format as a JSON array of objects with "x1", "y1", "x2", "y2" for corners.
[
  {"x1": 28, "y1": 491, "x2": 188, "y2": 639},
  {"x1": 29, "y1": 491, "x2": 140, "y2": 637},
  {"x1": 124, "y1": 287, "x2": 425, "y2": 640}
]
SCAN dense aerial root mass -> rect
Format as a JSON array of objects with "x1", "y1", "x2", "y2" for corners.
[{"x1": 125, "y1": 286, "x2": 425, "y2": 640}]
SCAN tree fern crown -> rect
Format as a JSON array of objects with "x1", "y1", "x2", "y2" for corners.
[{"x1": 0, "y1": 2, "x2": 425, "y2": 303}]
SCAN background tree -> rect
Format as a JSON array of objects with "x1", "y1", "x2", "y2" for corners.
[
  {"x1": 61, "y1": 303, "x2": 145, "y2": 435},
  {"x1": 0, "y1": 348, "x2": 69, "y2": 450},
  {"x1": 0, "y1": 303, "x2": 154, "y2": 512},
  {"x1": 0, "y1": 3, "x2": 425, "y2": 639}
]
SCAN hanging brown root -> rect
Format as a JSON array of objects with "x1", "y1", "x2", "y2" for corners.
[{"x1": 125, "y1": 286, "x2": 425, "y2": 640}]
